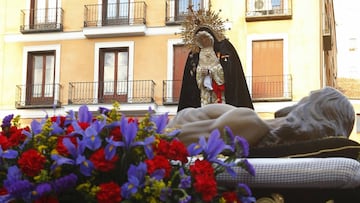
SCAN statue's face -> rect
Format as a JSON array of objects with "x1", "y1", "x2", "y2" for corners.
[{"x1": 195, "y1": 31, "x2": 214, "y2": 49}]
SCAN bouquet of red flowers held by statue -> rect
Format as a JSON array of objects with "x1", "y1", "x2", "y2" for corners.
[{"x1": 0, "y1": 103, "x2": 255, "y2": 203}]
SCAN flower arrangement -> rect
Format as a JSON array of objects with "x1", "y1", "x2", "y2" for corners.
[{"x1": 0, "y1": 103, "x2": 255, "y2": 203}]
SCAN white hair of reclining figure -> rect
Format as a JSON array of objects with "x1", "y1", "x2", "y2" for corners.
[{"x1": 167, "y1": 87, "x2": 355, "y2": 147}]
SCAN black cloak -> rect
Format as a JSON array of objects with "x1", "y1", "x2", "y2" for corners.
[{"x1": 177, "y1": 28, "x2": 254, "y2": 112}]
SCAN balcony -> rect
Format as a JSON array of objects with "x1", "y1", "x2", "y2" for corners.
[
  {"x1": 68, "y1": 80, "x2": 155, "y2": 105},
  {"x1": 83, "y1": 2, "x2": 147, "y2": 38},
  {"x1": 20, "y1": 8, "x2": 63, "y2": 33},
  {"x1": 248, "y1": 74, "x2": 292, "y2": 101},
  {"x1": 162, "y1": 80, "x2": 182, "y2": 104},
  {"x1": 162, "y1": 75, "x2": 292, "y2": 104},
  {"x1": 245, "y1": 0, "x2": 292, "y2": 22},
  {"x1": 165, "y1": 0, "x2": 206, "y2": 25},
  {"x1": 15, "y1": 83, "x2": 62, "y2": 109}
]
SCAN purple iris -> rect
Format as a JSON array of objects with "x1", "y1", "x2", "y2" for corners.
[
  {"x1": 1, "y1": 114, "x2": 13, "y2": 129},
  {"x1": 187, "y1": 129, "x2": 236, "y2": 176},
  {"x1": 78, "y1": 105, "x2": 93, "y2": 124},
  {"x1": 104, "y1": 137, "x2": 122, "y2": 160},
  {"x1": 118, "y1": 116, "x2": 155, "y2": 158},
  {"x1": 34, "y1": 183, "x2": 52, "y2": 198},
  {"x1": 150, "y1": 112, "x2": 169, "y2": 134},
  {"x1": 0, "y1": 146, "x2": 18, "y2": 159},
  {"x1": 51, "y1": 138, "x2": 94, "y2": 176},
  {"x1": 224, "y1": 126, "x2": 249, "y2": 157},
  {"x1": 178, "y1": 168, "x2": 191, "y2": 189},
  {"x1": 121, "y1": 162, "x2": 147, "y2": 199},
  {"x1": 69, "y1": 119, "x2": 105, "y2": 151}
]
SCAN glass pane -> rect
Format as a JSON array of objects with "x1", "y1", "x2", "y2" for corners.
[
  {"x1": 192, "y1": 0, "x2": 201, "y2": 10},
  {"x1": 32, "y1": 56, "x2": 43, "y2": 97},
  {"x1": 107, "y1": 0, "x2": 118, "y2": 18},
  {"x1": 119, "y1": 0, "x2": 128, "y2": 18},
  {"x1": 178, "y1": 0, "x2": 188, "y2": 14},
  {"x1": 104, "y1": 52, "x2": 115, "y2": 95},
  {"x1": 117, "y1": 51, "x2": 128, "y2": 94},
  {"x1": 35, "y1": 0, "x2": 46, "y2": 24},
  {"x1": 44, "y1": 55, "x2": 54, "y2": 97}
]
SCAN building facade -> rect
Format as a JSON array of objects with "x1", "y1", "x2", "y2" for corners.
[{"x1": 0, "y1": 0, "x2": 341, "y2": 125}]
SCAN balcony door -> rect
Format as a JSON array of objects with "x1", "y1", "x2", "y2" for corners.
[
  {"x1": 99, "y1": 48, "x2": 129, "y2": 103},
  {"x1": 172, "y1": 45, "x2": 190, "y2": 103},
  {"x1": 30, "y1": 0, "x2": 58, "y2": 29},
  {"x1": 102, "y1": 0, "x2": 130, "y2": 25},
  {"x1": 175, "y1": 0, "x2": 202, "y2": 21},
  {"x1": 252, "y1": 39, "x2": 283, "y2": 99},
  {"x1": 26, "y1": 51, "x2": 55, "y2": 105}
]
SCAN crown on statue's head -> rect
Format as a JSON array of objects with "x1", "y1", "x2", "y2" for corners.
[{"x1": 181, "y1": 4, "x2": 226, "y2": 53}]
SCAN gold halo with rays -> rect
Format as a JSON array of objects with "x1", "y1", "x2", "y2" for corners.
[{"x1": 180, "y1": 5, "x2": 226, "y2": 53}]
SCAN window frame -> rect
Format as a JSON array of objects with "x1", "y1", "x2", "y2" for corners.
[
  {"x1": 22, "y1": 44, "x2": 61, "y2": 107},
  {"x1": 94, "y1": 41, "x2": 134, "y2": 104}
]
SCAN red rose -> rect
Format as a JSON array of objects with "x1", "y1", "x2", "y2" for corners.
[
  {"x1": 145, "y1": 155, "x2": 172, "y2": 178},
  {"x1": 89, "y1": 148, "x2": 119, "y2": 172},
  {"x1": 18, "y1": 149, "x2": 46, "y2": 177},
  {"x1": 168, "y1": 139, "x2": 189, "y2": 163},
  {"x1": 222, "y1": 191, "x2": 241, "y2": 203},
  {"x1": 56, "y1": 136, "x2": 78, "y2": 156},
  {"x1": 96, "y1": 181, "x2": 122, "y2": 203}
]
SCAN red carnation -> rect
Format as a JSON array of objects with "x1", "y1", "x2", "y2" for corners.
[
  {"x1": 34, "y1": 195, "x2": 59, "y2": 203},
  {"x1": 0, "y1": 187, "x2": 8, "y2": 195},
  {"x1": 110, "y1": 126, "x2": 122, "y2": 141},
  {"x1": 18, "y1": 149, "x2": 46, "y2": 177},
  {"x1": 222, "y1": 191, "x2": 241, "y2": 203},
  {"x1": 190, "y1": 159, "x2": 214, "y2": 177},
  {"x1": 50, "y1": 116, "x2": 66, "y2": 128},
  {"x1": 56, "y1": 136, "x2": 78, "y2": 156},
  {"x1": 168, "y1": 139, "x2": 189, "y2": 163},
  {"x1": 96, "y1": 181, "x2": 122, "y2": 203},
  {"x1": 193, "y1": 175, "x2": 217, "y2": 202},
  {"x1": 90, "y1": 148, "x2": 119, "y2": 172},
  {"x1": 0, "y1": 135, "x2": 10, "y2": 150},
  {"x1": 66, "y1": 122, "x2": 90, "y2": 135},
  {"x1": 154, "y1": 139, "x2": 170, "y2": 156},
  {"x1": 145, "y1": 155, "x2": 172, "y2": 178},
  {"x1": 6, "y1": 126, "x2": 27, "y2": 148},
  {"x1": 190, "y1": 159, "x2": 218, "y2": 202}
]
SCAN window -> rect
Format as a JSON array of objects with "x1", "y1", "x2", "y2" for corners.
[
  {"x1": 166, "y1": 0, "x2": 206, "y2": 23},
  {"x1": 30, "y1": 0, "x2": 59, "y2": 29},
  {"x1": 26, "y1": 51, "x2": 56, "y2": 105},
  {"x1": 102, "y1": 0, "x2": 130, "y2": 25},
  {"x1": 98, "y1": 48, "x2": 129, "y2": 103},
  {"x1": 246, "y1": 0, "x2": 292, "y2": 21}
]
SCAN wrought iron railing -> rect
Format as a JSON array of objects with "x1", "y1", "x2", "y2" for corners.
[
  {"x1": 15, "y1": 83, "x2": 62, "y2": 108},
  {"x1": 165, "y1": 0, "x2": 205, "y2": 24},
  {"x1": 84, "y1": 2, "x2": 146, "y2": 27},
  {"x1": 68, "y1": 80, "x2": 155, "y2": 105},
  {"x1": 247, "y1": 74, "x2": 292, "y2": 101},
  {"x1": 163, "y1": 75, "x2": 292, "y2": 104},
  {"x1": 245, "y1": 0, "x2": 292, "y2": 21},
  {"x1": 20, "y1": 8, "x2": 64, "y2": 33},
  {"x1": 162, "y1": 80, "x2": 182, "y2": 104}
]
